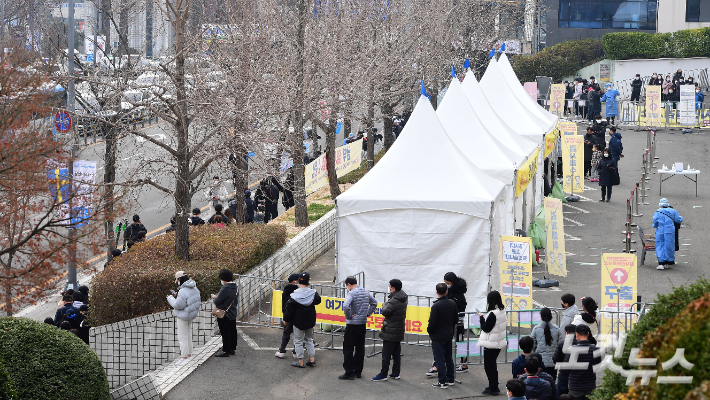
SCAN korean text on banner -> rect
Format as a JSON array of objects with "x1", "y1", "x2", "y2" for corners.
[
  {"x1": 562, "y1": 135, "x2": 584, "y2": 193},
  {"x1": 271, "y1": 290, "x2": 430, "y2": 335},
  {"x1": 560, "y1": 121, "x2": 578, "y2": 136},
  {"x1": 600, "y1": 253, "x2": 637, "y2": 336},
  {"x1": 549, "y1": 84, "x2": 566, "y2": 118},
  {"x1": 71, "y1": 160, "x2": 97, "y2": 228},
  {"x1": 679, "y1": 85, "x2": 695, "y2": 126},
  {"x1": 544, "y1": 129, "x2": 559, "y2": 157},
  {"x1": 524, "y1": 82, "x2": 538, "y2": 102},
  {"x1": 646, "y1": 85, "x2": 661, "y2": 126},
  {"x1": 500, "y1": 236, "x2": 533, "y2": 326},
  {"x1": 305, "y1": 153, "x2": 327, "y2": 195},
  {"x1": 544, "y1": 197, "x2": 567, "y2": 277},
  {"x1": 516, "y1": 148, "x2": 539, "y2": 197},
  {"x1": 304, "y1": 139, "x2": 363, "y2": 195}
]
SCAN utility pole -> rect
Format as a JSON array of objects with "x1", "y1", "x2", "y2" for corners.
[
  {"x1": 66, "y1": 0, "x2": 78, "y2": 291},
  {"x1": 93, "y1": 0, "x2": 100, "y2": 68}
]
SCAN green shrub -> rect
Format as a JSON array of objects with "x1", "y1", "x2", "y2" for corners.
[
  {"x1": 603, "y1": 28, "x2": 710, "y2": 60},
  {"x1": 90, "y1": 223, "x2": 287, "y2": 326},
  {"x1": 510, "y1": 38, "x2": 605, "y2": 83},
  {"x1": 592, "y1": 278, "x2": 710, "y2": 400},
  {"x1": 0, "y1": 361, "x2": 16, "y2": 400},
  {"x1": 0, "y1": 318, "x2": 109, "y2": 400}
]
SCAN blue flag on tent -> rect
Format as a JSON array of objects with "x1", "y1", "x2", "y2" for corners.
[
  {"x1": 451, "y1": 64, "x2": 456, "y2": 78},
  {"x1": 421, "y1": 80, "x2": 428, "y2": 98},
  {"x1": 488, "y1": 48, "x2": 495, "y2": 59},
  {"x1": 500, "y1": 43, "x2": 506, "y2": 53},
  {"x1": 463, "y1": 59, "x2": 470, "y2": 70}
]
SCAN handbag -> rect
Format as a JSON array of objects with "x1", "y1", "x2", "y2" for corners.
[
  {"x1": 611, "y1": 169, "x2": 620, "y2": 186},
  {"x1": 211, "y1": 293, "x2": 237, "y2": 319}
]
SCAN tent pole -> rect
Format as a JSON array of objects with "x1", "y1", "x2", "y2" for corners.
[{"x1": 488, "y1": 201, "x2": 495, "y2": 292}]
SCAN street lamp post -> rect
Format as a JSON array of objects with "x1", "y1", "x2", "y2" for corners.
[{"x1": 66, "y1": 0, "x2": 78, "y2": 291}]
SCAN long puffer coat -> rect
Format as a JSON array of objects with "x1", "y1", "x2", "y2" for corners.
[
  {"x1": 597, "y1": 156, "x2": 618, "y2": 187},
  {"x1": 379, "y1": 290, "x2": 408, "y2": 342}
]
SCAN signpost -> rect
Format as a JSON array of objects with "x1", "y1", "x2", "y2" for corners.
[
  {"x1": 55, "y1": 111, "x2": 72, "y2": 133},
  {"x1": 600, "y1": 253, "x2": 637, "y2": 339}
]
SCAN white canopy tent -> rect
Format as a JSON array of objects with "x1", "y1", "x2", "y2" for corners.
[
  {"x1": 436, "y1": 78, "x2": 521, "y2": 242},
  {"x1": 498, "y1": 53, "x2": 559, "y2": 127},
  {"x1": 336, "y1": 96, "x2": 505, "y2": 309}
]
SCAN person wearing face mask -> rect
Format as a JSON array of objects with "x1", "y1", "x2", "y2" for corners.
[
  {"x1": 673, "y1": 69, "x2": 684, "y2": 83},
  {"x1": 596, "y1": 148, "x2": 617, "y2": 202},
  {"x1": 601, "y1": 83, "x2": 620, "y2": 125},
  {"x1": 630, "y1": 74, "x2": 642, "y2": 102},
  {"x1": 167, "y1": 271, "x2": 202, "y2": 364},
  {"x1": 211, "y1": 269, "x2": 238, "y2": 358},
  {"x1": 662, "y1": 75, "x2": 672, "y2": 101},
  {"x1": 695, "y1": 87, "x2": 704, "y2": 110},
  {"x1": 686, "y1": 77, "x2": 695, "y2": 86},
  {"x1": 648, "y1": 73, "x2": 658, "y2": 86},
  {"x1": 444, "y1": 272, "x2": 468, "y2": 372},
  {"x1": 668, "y1": 83, "x2": 680, "y2": 108},
  {"x1": 205, "y1": 175, "x2": 229, "y2": 217}
]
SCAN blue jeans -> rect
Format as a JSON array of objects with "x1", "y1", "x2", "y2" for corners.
[{"x1": 432, "y1": 340, "x2": 454, "y2": 384}]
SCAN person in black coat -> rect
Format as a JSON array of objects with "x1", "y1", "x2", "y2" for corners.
[
  {"x1": 427, "y1": 283, "x2": 459, "y2": 388},
  {"x1": 563, "y1": 325, "x2": 601, "y2": 398},
  {"x1": 553, "y1": 324, "x2": 578, "y2": 397},
  {"x1": 283, "y1": 272, "x2": 321, "y2": 368},
  {"x1": 282, "y1": 170, "x2": 295, "y2": 211},
  {"x1": 588, "y1": 89, "x2": 602, "y2": 122},
  {"x1": 244, "y1": 190, "x2": 255, "y2": 223},
  {"x1": 630, "y1": 74, "x2": 643, "y2": 102},
  {"x1": 190, "y1": 208, "x2": 205, "y2": 226},
  {"x1": 591, "y1": 117, "x2": 608, "y2": 151},
  {"x1": 54, "y1": 295, "x2": 76, "y2": 325},
  {"x1": 597, "y1": 148, "x2": 618, "y2": 202},
  {"x1": 275, "y1": 273, "x2": 300, "y2": 359},
  {"x1": 373, "y1": 279, "x2": 408, "y2": 381},
  {"x1": 124, "y1": 214, "x2": 147, "y2": 247},
  {"x1": 444, "y1": 272, "x2": 468, "y2": 371},
  {"x1": 212, "y1": 269, "x2": 239, "y2": 357},
  {"x1": 583, "y1": 128, "x2": 599, "y2": 179}
]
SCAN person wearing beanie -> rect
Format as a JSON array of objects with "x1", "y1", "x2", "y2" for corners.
[
  {"x1": 560, "y1": 324, "x2": 601, "y2": 399},
  {"x1": 339, "y1": 276, "x2": 377, "y2": 379},
  {"x1": 283, "y1": 272, "x2": 321, "y2": 368},
  {"x1": 124, "y1": 214, "x2": 147, "y2": 248},
  {"x1": 572, "y1": 297, "x2": 599, "y2": 340},
  {"x1": 190, "y1": 208, "x2": 205, "y2": 226},
  {"x1": 653, "y1": 198, "x2": 683, "y2": 270},
  {"x1": 212, "y1": 269, "x2": 238, "y2": 358},
  {"x1": 275, "y1": 273, "x2": 302, "y2": 359},
  {"x1": 167, "y1": 271, "x2": 202, "y2": 364},
  {"x1": 372, "y1": 278, "x2": 408, "y2": 382},
  {"x1": 78, "y1": 285, "x2": 90, "y2": 304}
]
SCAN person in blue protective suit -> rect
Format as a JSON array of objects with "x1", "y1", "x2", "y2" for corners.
[
  {"x1": 600, "y1": 83, "x2": 620, "y2": 125},
  {"x1": 652, "y1": 198, "x2": 683, "y2": 270}
]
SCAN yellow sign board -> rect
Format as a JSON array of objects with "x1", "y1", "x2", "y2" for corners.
[
  {"x1": 549, "y1": 84, "x2": 566, "y2": 118},
  {"x1": 544, "y1": 197, "x2": 567, "y2": 277},
  {"x1": 562, "y1": 135, "x2": 584, "y2": 193},
  {"x1": 560, "y1": 121, "x2": 578, "y2": 136},
  {"x1": 272, "y1": 290, "x2": 431, "y2": 335},
  {"x1": 599, "y1": 253, "x2": 637, "y2": 336},
  {"x1": 544, "y1": 129, "x2": 559, "y2": 157},
  {"x1": 646, "y1": 85, "x2": 661, "y2": 127},
  {"x1": 515, "y1": 148, "x2": 539, "y2": 198},
  {"x1": 500, "y1": 236, "x2": 534, "y2": 326}
]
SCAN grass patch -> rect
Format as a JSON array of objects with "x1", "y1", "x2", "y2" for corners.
[
  {"x1": 337, "y1": 150, "x2": 386, "y2": 184},
  {"x1": 308, "y1": 203, "x2": 335, "y2": 223}
]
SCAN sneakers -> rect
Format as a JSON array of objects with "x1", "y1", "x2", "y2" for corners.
[
  {"x1": 275, "y1": 351, "x2": 285, "y2": 359},
  {"x1": 657, "y1": 265, "x2": 665, "y2": 270},
  {"x1": 371, "y1": 374, "x2": 388, "y2": 382},
  {"x1": 291, "y1": 361, "x2": 305, "y2": 368},
  {"x1": 425, "y1": 368, "x2": 438, "y2": 377},
  {"x1": 432, "y1": 382, "x2": 449, "y2": 389},
  {"x1": 388, "y1": 374, "x2": 400, "y2": 380},
  {"x1": 175, "y1": 357, "x2": 187, "y2": 365},
  {"x1": 456, "y1": 365, "x2": 468, "y2": 373},
  {"x1": 482, "y1": 387, "x2": 501, "y2": 395}
]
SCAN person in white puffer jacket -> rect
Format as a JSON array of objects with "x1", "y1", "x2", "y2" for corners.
[
  {"x1": 477, "y1": 290, "x2": 508, "y2": 397},
  {"x1": 572, "y1": 297, "x2": 600, "y2": 342},
  {"x1": 167, "y1": 271, "x2": 202, "y2": 364}
]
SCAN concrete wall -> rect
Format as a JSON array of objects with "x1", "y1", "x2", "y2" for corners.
[
  {"x1": 91, "y1": 208, "x2": 337, "y2": 390},
  {"x1": 658, "y1": 0, "x2": 710, "y2": 32}
]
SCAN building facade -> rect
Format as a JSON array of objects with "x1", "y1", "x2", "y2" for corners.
[{"x1": 657, "y1": 0, "x2": 710, "y2": 32}]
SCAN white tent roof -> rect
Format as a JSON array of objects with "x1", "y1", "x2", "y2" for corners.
[
  {"x1": 436, "y1": 77, "x2": 520, "y2": 184},
  {"x1": 461, "y1": 70, "x2": 538, "y2": 159},
  {"x1": 479, "y1": 58, "x2": 550, "y2": 142},
  {"x1": 498, "y1": 53, "x2": 559, "y2": 127},
  {"x1": 336, "y1": 95, "x2": 505, "y2": 219}
]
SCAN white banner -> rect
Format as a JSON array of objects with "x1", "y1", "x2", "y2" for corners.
[
  {"x1": 71, "y1": 160, "x2": 97, "y2": 227},
  {"x1": 679, "y1": 85, "x2": 695, "y2": 126}
]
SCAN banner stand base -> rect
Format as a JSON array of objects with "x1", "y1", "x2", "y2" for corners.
[{"x1": 533, "y1": 278, "x2": 559, "y2": 288}]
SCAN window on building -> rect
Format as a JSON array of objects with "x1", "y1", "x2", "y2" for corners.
[
  {"x1": 686, "y1": 0, "x2": 710, "y2": 21},
  {"x1": 558, "y1": 0, "x2": 656, "y2": 29}
]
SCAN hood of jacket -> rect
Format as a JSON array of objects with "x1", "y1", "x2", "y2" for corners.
[
  {"x1": 525, "y1": 377, "x2": 550, "y2": 397},
  {"x1": 389, "y1": 289, "x2": 408, "y2": 303},
  {"x1": 179, "y1": 279, "x2": 196, "y2": 290},
  {"x1": 612, "y1": 132, "x2": 622, "y2": 140},
  {"x1": 563, "y1": 304, "x2": 578, "y2": 317},
  {"x1": 290, "y1": 287, "x2": 316, "y2": 306}
]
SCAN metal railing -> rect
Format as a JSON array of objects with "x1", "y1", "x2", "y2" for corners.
[{"x1": 622, "y1": 128, "x2": 656, "y2": 254}]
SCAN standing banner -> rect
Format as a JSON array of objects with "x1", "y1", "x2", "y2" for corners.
[
  {"x1": 544, "y1": 129, "x2": 559, "y2": 157},
  {"x1": 600, "y1": 253, "x2": 637, "y2": 336},
  {"x1": 562, "y1": 135, "x2": 584, "y2": 193},
  {"x1": 560, "y1": 121, "x2": 578, "y2": 136},
  {"x1": 500, "y1": 236, "x2": 533, "y2": 326},
  {"x1": 71, "y1": 160, "x2": 97, "y2": 228},
  {"x1": 544, "y1": 197, "x2": 567, "y2": 277},
  {"x1": 524, "y1": 82, "x2": 538, "y2": 102},
  {"x1": 646, "y1": 85, "x2": 661, "y2": 126},
  {"x1": 679, "y1": 85, "x2": 695, "y2": 126},
  {"x1": 549, "y1": 84, "x2": 566, "y2": 118},
  {"x1": 305, "y1": 139, "x2": 363, "y2": 195},
  {"x1": 305, "y1": 153, "x2": 328, "y2": 195},
  {"x1": 515, "y1": 148, "x2": 539, "y2": 197}
]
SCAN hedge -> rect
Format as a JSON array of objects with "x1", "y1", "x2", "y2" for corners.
[
  {"x1": 612, "y1": 292, "x2": 710, "y2": 400},
  {"x1": 603, "y1": 28, "x2": 710, "y2": 60},
  {"x1": 0, "y1": 318, "x2": 109, "y2": 400},
  {"x1": 511, "y1": 38, "x2": 605, "y2": 83},
  {"x1": 90, "y1": 223, "x2": 287, "y2": 326},
  {"x1": 592, "y1": 278, "x2": 710, "y2": 400},
  {"x1": 0, "y1": 361, "x2": 15, "y2": 400}
]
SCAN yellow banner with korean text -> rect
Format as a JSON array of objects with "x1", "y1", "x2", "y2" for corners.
[
  {"x1": 544, "y1": 129, "x2": 559, "y2": 157},
  {"x1": 271, "y1": 290, "x2": 431, "y2": 335},
  {"x1": 560, "y1": 121, "x2": 578, "y2": 136},
  {"x1": 549, "y1": 84, "x2": 566, "y2": 118},
  {"x1": 304, "y1": 139, "x2": 362, "y2": 195},
  {"x1": 544, "y1": 197, "x2": 567, "y2": 277},
  {"x1": 600, "y1": 254, "x2": 637, "y2": 336},
  {"x1": 646, "y1": 85, "x2": 662, "y2": 127},
  {"x1": 515, "y1": 148, "x2": 539, "y2": 198},
  {"x1": 562, "y1": 135, "x2": 584, "y2": 193},
  {"x1": 500, "y1": 236, "x2": 534, "y2": 327}
]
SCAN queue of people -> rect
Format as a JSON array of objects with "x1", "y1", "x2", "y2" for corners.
[{"x1": 47, "y1": 286, "x2": 92, "y2": 344}]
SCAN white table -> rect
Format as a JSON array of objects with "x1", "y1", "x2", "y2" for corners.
[{"x1": 658, "y1": 169, "x2": 700, "y2": 197}]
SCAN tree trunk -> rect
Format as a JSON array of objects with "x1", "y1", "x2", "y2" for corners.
[
  {"x1": 293, "y1": 0, "x2": 309, "y2": 228},
  {"x1": 429, "y1": 83, "x2": 438, "y2": 110},
  {"x1": 344, "y1": 118, "x2": 351, "y2": 138},
  {"x1": 231, "y1": 141, "x2": 247, "y2": 224},
  {"x1": 366, "y1": 89, "x2": 375, "y2": 170},
  {"x1": 325, "y1": 114, "x2": 341, "y2": 200},
  {"x1": 383, "y1": 101, "x2": 394, "y2": 151},
  {"x1": 173, "y1": 7, "x2": 191, "y2": 260},
  {"x1": 103, "y1": 121, "x2": 117, "y2": 261}
]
